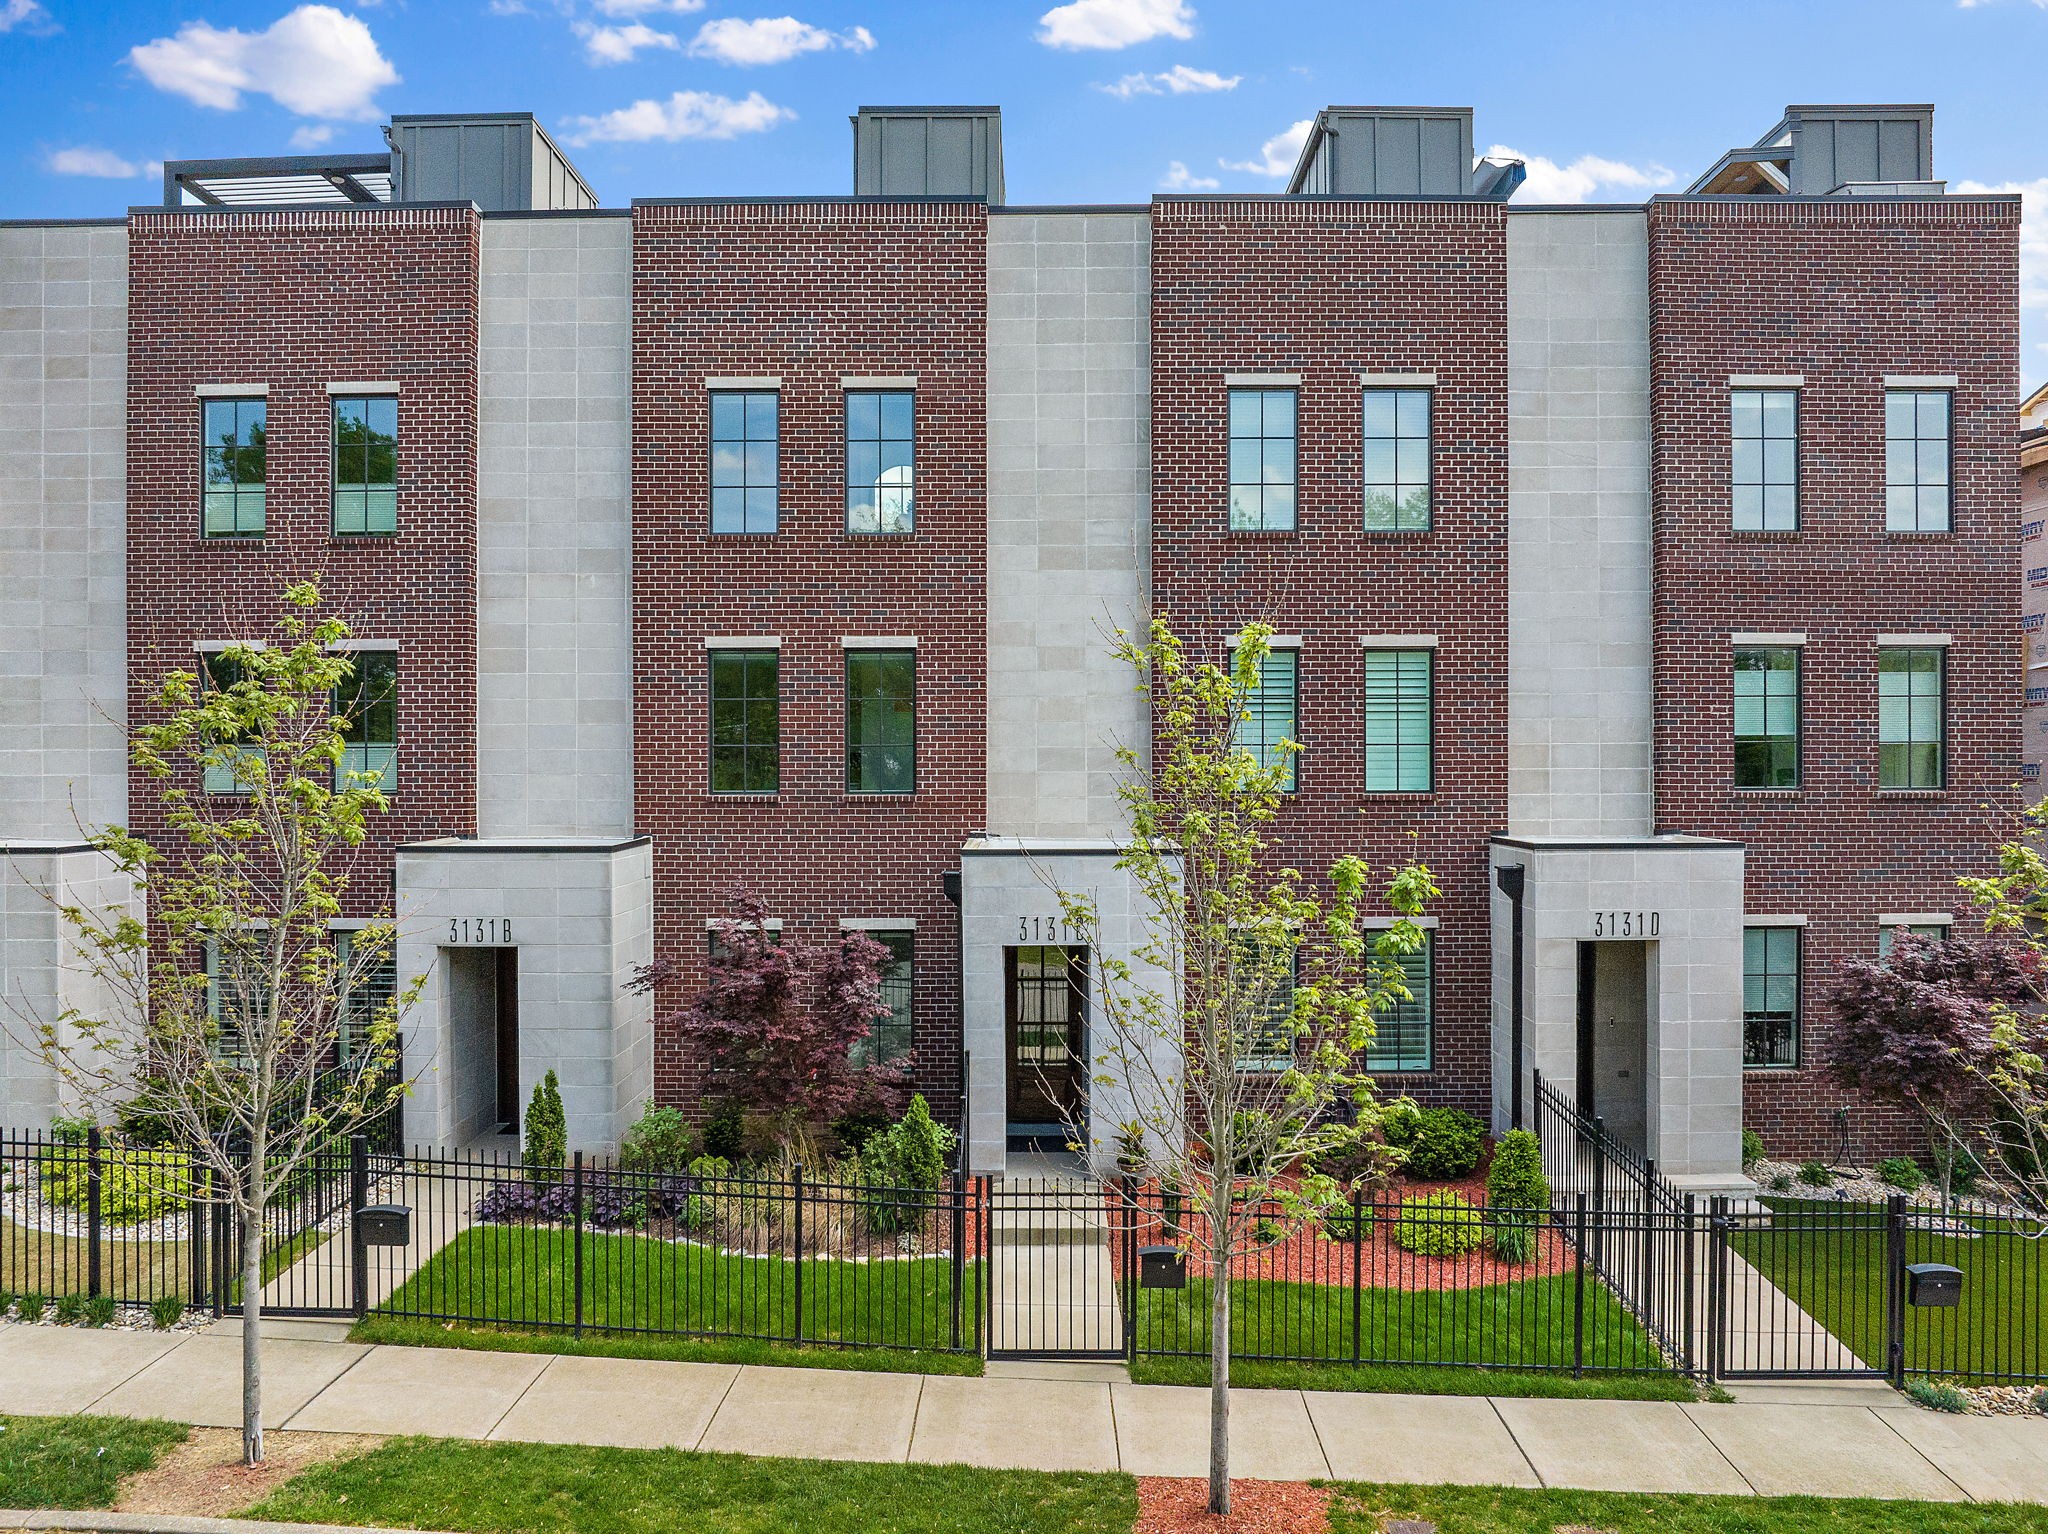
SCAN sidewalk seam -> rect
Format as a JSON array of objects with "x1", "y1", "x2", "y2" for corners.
[
  {"x1": 1296, "y1": 1389, "x2": 1335, "y2": 1480},
  {"x1": 275, "y1": 1338, "x2": 375, "y2": 1432},
  {"x1": 1481, "y1": 1396, "x2": 1544, "y2": 1489},
  {"x1": 480, "y1": 1352, "x2": 557, "y2": 1441},
  {"x1": 1867, "y1": 1404, "x2": 1978, "y2": 1503},
  {"x1": 75, "y1": 1332, "x2": 196, "y2": 1416},
  {"x1": 692, "y1": 1362, "x2": 744, "y2": 1452}
]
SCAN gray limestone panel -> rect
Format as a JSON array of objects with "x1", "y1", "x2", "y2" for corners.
[
  {"x1": 393, "y1": 838, "x2": 655, "y2": 1149},
  {"x1": 0, "y1": 227, "x2": 128, "y2": 842},
  {"x1": 475, "y1": 218, "x2": 633, "y2": 839},
  {"x1": 958, "y1": 839, "x2": 1179, "y2": 1176},
  {"x1": 983, "y1": 213, "x2": 1151, "y2": 839},
  {"x1": 1504, "y1": 212, "x2": 1654, "y2": 839}
]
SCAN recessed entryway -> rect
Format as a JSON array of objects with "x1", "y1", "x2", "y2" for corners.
[
  {"x1": 1005, "y1": 943, "x2": 1087, "y2": 1148},
  {"x1": 446, "y1": 945, "x2": 519, "y2": 1146}
]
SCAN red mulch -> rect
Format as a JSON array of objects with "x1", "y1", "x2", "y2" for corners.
[
  {"x1": 1116, "y1": 1168, "x2": 1573, "y2": 1292},
  {"x1": 1136, "y1": 1477, "x2": 1332, "y2": 1534}
]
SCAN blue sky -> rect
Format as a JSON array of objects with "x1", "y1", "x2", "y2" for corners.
[{"x1": 4, "y1": 0, "x2": 2045, "y2": 377}]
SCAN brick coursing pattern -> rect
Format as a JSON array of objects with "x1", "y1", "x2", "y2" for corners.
[
  {"x1": 630, "y1": 200, "x2": 988, "y2": 1127},
  {"x1": 1149, "y1": 198, "x2": 1511, "y2": 1118},
  {"x1": 1646, "y1": 196, "x2": 2022, "y2": 1158},
  {"x1": 125, "y1": 207, "x2": 482, "y2": 917}
]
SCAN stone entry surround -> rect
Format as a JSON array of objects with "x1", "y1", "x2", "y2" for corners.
[
  {"x1": 1489, "y1": 833, "x2": 1755, "y2": 1195},
  {"x1": 393, "y1": 836, "x2": 654, "y2": 1152}
]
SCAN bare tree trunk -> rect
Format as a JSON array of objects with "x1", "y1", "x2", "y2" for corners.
[
  {"x1": 1209, "y1": 1186, "x2": 1231, "y2": 1517},
  {"x1": 241, "y1": 1157, "x2": 265, "y2": 1465}
]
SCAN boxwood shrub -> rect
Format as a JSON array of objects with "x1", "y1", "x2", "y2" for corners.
[{"x1": 1394, "y1": 1190, "x2": 1482, "y2": 1257}]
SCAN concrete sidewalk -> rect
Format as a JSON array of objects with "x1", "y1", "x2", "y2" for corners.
[{"x1": 5, "y1": 1323, "x2": 2048, "y2": 1503}]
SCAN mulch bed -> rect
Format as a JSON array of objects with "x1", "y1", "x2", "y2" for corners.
[
  {"x1": 1115, "y1": 1170, "x2": 1573, "y2": 1293},
  {"x1": 1135, "y1": 1476, "x2": 1332, "y2": 1533}
]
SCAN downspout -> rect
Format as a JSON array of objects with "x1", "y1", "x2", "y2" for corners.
[
  {"x1": 1495, "y1": 863, "x2": 1527, "y2": 1130},
  {"x1": 942, "y1": 868, "x2": 964, "y2": 1152}
]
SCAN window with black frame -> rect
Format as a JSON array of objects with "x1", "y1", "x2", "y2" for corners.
[
  {"x1": 335, "y1": 930, "x2": 396, "y2": 1066},
  {"x1": 1742, "y1": 926, "x2": 1800, "y2": 1068},
  {"x1": 850, "y1": 929, "x2": 913, "y2": 1067},
  {"x1": 845, "y1": 391, "x2": 915, "y2": 535},
  {"x1": 1878, "y1": 646, "x2": 1945, "y2": 789},
  {"x1": 1731, "y1": 388, "x2": 1798, "y2": 531},
  {"x1": 332, "y1": 396, "x2": 398, "y2": 536},
  {"x1": 1369, "y1": 933, "x2": 1433, "y2": 1072},
  {"x1": 1227, "y1": 388, "x2": 1297, "y2": 532},
  {"x1": 201, "y1": 651, "x2": 263, "y2": 795},
  {"x1": 1362, "y1": 388, "x2": 1432, "y2": 531},
  {"x1": 1232, "y1": 648, "x2": 1299, "y2": 791},
  {"x1": 845, "y1": 648, "x2": 915, "y2": 793},
  {"x1": 206, "y1": 935, "x2": 269, "y2": 1064},
  {"x1": 335, "y1": 650, "x2": 397, "y2": 793},
  {"x1": 711, "y1": 391, "x2": 779, "y2": 534},
  {"x1": 1885, "y1": 389, "x2": 1952, "y2": 533},
  {"x1": 709, "y1": 648, "x2": 780, "y2": 792},
  {"x1": 1733, "y1": 646, "x2": 1799, "y2": 788},
  {"x1": 202, "y1": 398, "x2": 267, "y2": 537}
]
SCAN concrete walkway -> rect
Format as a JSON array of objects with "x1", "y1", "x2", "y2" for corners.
[
  {"x1": 7, "y1": 1323, "x2": 2048, "y2": 1503},
  {"x1": 987, "y1": 1170, "x2": 1122, "y2": 1357}
]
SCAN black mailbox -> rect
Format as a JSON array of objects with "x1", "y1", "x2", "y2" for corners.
[
  {"x1": 358, "y1": 1204, "x2": 412, "y2": 1247},
  {"x1": 1138, "y1": 1245, "x2": 1186, "y2": 1289},
  {"x1": 1906, "y1": 1262, "x2": 1963, "y2": 1307}
]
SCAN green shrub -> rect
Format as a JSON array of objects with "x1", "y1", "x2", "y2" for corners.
[
  {"x1": 50, "y1": 1115, "x2": 93, "y2": 1145},
  {"x1": 1484, "y1": 1129, "x2": 1549, "y2": 1213},
  {"x1": 1394, "y1": 1190, "x2": 1483, "y2": 1257},
  {"x1": 1877, "y1": 1156, "x2": 1927, "y2": 1192},
  {"x1": 40, "y1": 1144, "x2": 188, "y2": 1225},
  {"x1": 701, "y1": 1101, "x2": 745, "y2": 1162},
  {"x1": 1797, "y1": 1160, "x2": 1833, "y2": 1187},
  {"x1": 684, "y1": 1153, "x2": 733, "y2": 1230},
  {"x1": 1252, "y1": 1219, "x2": 1284, "y2": 1247},
  {"x1": 150, "y1": 1294, "x2": 186, "y2": 1331},
  {"x1": 1741, "y1": 1127, "x2": 1766, "y2": 1168},
  {"x1": 523, "y1": 1070, "x2": 567, "y2": 1183},
  {"x1": 52, "y1": 1294, "x2": 86, "y2": 1325},
  {"x1": 860, "y1": 1094, "x2": 957, "y2": 1235},
  {"x1": 16, "y1": 1292, "x2": 46, "y2": 1323},
  {"x1": 1320, "y1": 1188, "x2": 1374, "y2": 1242},
  {"x1": 618, "y1": 1104, "x2": 696, "y2": 1176},
  {"x1": 1399, "y1": 1108, "x2": 1485, "y2": 1181},
  {"x1": 2031, "y1": 1386, "x2": 2048, "y2": 1416},
  {"x1": 1765, "y1": 1170, "x2": 1793, "y2": 1192},
  {"x1": 1903, "y1": 1378, "x2": 1971, "y2": 1414},
  {"x1": 1379, "y1": 1099, "x2": 1423, "y2": 1149},
  {"x1": 1490, "y1": 1214, "x2": 1537, "y2": 1265},
  {"x1": 84, "y1": 1295, "x2": 116, "y2": 1328}
]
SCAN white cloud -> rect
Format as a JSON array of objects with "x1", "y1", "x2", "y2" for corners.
[
  {"x1": 1159, "y1": 160, "x2": 1218, "y2": 191},
  {"x1": 590, "y1": 0, "x2": 704, "y2": 13},
  {"x1": 1038, "y1": 0, "x2": 1193, "y2": 50},
  {"x1": 564, "y1": 89, "x2": 793, "y2": 144},
  {"x1": 1956, "y1": 178, "x2": 2048, "y2": 315},
  {"x1": 128, "y1": 5, "x2": 399, "y2": 120},
  {"x1": 577, "y1": 19, "x2": 680, "y2": 62},
  {"x1": 45, "y1": 146, "x2": 148, "y2": 178},
  {"x1": 1487, "y1": 143, "x2": 1675, "y2": 203},
  {"x1": 686, "y1": 16, "x2": 874, "y2": 65},
  {"x1": 290, "y1": 123, "x2": 337, "y2": 148},
  {"x1": 1220, "y1": 118, "x2": 1311, "y2": 178},
  {"x1": 0, "y1": 0, "x2": 56, "y2": 34},
  {"x1": 1098, "y1": 63, "x2": 1237, "y2": 98}
]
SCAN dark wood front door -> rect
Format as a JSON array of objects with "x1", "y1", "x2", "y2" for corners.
[{"x1": 1006, "y1": 944, "x2": 1087, "y2": 1130}]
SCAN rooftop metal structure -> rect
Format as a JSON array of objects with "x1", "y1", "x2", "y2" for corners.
[
  {"x1": 1284, "y1": 107, "x2": 1525, "y2": 200},
  {"x1": 852, "y1": 106, "x2": 1004, "y2": 202},
  {"x1": 163, "y1": 154, "x2": 394, "y2": 208},
  {"x1": 1687, "y1": 105, "x2": 1938, "y2": 196},
  {"x1": 160, "y1": 112, "x2": 596, "y2": 212}
]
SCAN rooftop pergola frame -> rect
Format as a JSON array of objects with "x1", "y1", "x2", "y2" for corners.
[{"x1": 162, "y1": 154, "x2": 395, "y2": 208}]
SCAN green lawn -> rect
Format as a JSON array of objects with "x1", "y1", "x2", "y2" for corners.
[
  {"x1": 1131, "y1": 1271, "x2": 1689, "y2": 1397},
  {"x1": 0, "y1": 1413, "x2": 187, "y2": 1508},
  {"x1": 1329, "y1": 1482, "x2": 2048, "y2": 1533},
  {"x1": 378, "y1": 1224, "x2": 982, "y2": 1360},
  {"x1": 244, "y1": 1435, "x2": 1134, "y2": 1534},
  {"x1": 1733, "y1": 1199, "x2": 2048, "y2": 1382}
]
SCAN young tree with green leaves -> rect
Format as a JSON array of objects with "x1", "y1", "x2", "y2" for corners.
[
  {"x1": 12, "y1": 583, "x2": 415, "y2": 1466},
  {"x1": 1051, "y1": 619, "x2": 1435, "y2": 1516}
]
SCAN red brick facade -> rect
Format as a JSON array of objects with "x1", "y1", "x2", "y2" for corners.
[
  {"x1": 630, "y1": 200, "x2": 989, "y2": 1124},
  {"x1": 125, "y1": 207, "x2": 483, "y2": 913},
  {"x1": 1646, "y1": 196, "x2": 2022, "y2": 1157},
  {"x1": 1148, "y1": 197, "x2": 1511, "y2": 1118}
]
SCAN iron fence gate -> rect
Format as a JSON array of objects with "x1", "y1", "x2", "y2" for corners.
[{"x1": 984, "y1": 1174, "x2": 1127, "y2": 1360}]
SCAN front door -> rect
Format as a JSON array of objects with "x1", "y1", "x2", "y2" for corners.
[{"x1": 1006, "y1": 945, "x2": 1087, "y2": 1139}]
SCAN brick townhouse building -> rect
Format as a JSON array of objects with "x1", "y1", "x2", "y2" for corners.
[{"x1": 0, "y1": 102, "x2": 2019, "y2": 1193}]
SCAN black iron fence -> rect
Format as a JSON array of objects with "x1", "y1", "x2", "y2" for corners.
[
  {"x1": 369, "y1": 1146, "x2": 982, "y2": 1356},
  {"x1": 8, "y1": 1115, "x2": 2047, "y2": 1387},
  {"x1": 1115, "y1": 1179, "x2": 1696, "y2": 1378}
]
